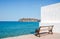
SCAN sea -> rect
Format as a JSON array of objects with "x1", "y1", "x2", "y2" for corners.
[{"x1": 0, "y1": 21, "x2": 39, "y2": 38}]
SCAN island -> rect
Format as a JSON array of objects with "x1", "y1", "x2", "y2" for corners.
[{"x1": 19, "y1": 18, "x2": 40, "y2": 22}]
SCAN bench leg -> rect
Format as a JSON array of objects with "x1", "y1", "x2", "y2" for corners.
[
  {"x1": 39, "y1": 33, "x2": 40, "y2": 37},
  {"x1": 48, "y1": 30, "x2": 53, "y2": 34},
  {"x1": 35, "y1": 33, "x2": 40, "y2": 37}
]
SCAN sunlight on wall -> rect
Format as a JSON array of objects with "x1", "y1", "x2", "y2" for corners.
[
  {"x1": 41, "y1": 3, "x2": 60, "y2": 33},
  {"x1": 41, "y1": 3, "x2": 60, "y2": 23}
]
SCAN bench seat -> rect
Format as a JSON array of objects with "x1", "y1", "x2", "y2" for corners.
[{"x1": 35, "y1": 25, "x2": 54, "y2": 37}]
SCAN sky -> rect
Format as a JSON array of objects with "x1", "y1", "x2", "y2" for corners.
[
  {"x1": 41, "y1": 0, "x2": 60, "y2": 6},
  {"x1": 0, "y1": 0, "x2": 60, "y2": 21},
  {"x1": 0, "y1": 0, "x2": 41, "y2": 21}
]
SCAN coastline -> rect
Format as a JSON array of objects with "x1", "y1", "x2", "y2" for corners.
[
  {"x1": 2, "y1": 33, "x2": 60, "y2": 39},
  {"x1": 2, "y1": 34, "x2": 39, "y2": 39}
]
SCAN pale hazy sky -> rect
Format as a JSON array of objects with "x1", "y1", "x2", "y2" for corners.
[{"x1": 0, "y1": 0, "x2": 60, "y2": 21}]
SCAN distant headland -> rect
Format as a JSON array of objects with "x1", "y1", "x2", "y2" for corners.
[{"x1": 19, "y1": 18, "x2": 40, "y2": 22}]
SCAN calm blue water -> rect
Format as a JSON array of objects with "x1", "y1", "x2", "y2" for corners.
[{"x1": 0, "y1": 21, "x2": 39, "y2": 38}]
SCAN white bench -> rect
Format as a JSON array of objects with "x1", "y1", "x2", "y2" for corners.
[{"x1": 35, "y1": 25, "x2": 54, "y2": 37}]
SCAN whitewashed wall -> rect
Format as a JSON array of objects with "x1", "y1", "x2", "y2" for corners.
[{"x1": 41, "y1": 3, "x2": 60, "y2": 33}]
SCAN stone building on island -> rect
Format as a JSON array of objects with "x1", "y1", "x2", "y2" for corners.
[{"x1": 19, "y1": 18, "x2": 40, "y2": 22}]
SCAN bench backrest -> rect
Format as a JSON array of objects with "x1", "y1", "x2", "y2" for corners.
[{"x1": 39, "y1": 25, "x2": 54, "y2": 30}]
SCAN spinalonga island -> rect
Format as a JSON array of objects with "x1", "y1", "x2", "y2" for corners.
[{"x1": 19, "y1": 18, "x2": 40, "y2": 22}]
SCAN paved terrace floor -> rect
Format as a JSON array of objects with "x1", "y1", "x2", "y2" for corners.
[{"x1": 3, "y1": 33, "x2": 60, "y2": 39}]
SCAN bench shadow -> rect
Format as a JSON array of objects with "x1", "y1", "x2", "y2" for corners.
[{"x1": 35, "y1": 32, "x2": 53, "y2": 37}]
